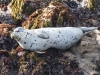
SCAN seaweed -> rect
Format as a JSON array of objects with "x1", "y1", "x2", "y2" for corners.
[
  {"x1": 88, "y1": 0, "x2": 98, "y2": 12},
  {"x1": 22, "y1": 1, "x2": 77, "y2": 29}
]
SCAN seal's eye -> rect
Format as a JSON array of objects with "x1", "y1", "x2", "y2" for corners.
[
  {"x1": 16, "y1": 30, "x2": 19, "y2": 32},
  {"x1": 15, "y1": 29, "x2": 20, "y2": 32}
]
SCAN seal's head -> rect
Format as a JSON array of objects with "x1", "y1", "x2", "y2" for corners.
[{"x1": 11, "y1": 27, "x2": 25, "y2": 40}]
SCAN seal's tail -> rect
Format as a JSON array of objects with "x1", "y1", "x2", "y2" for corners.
[{"x1": 79, "y1": 27, "x2": 98, "y2": 35}]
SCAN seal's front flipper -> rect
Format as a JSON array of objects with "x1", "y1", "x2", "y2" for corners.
[
  {"x1": 37, "y1": 31, "x2": 49, "y2": 39},
  {"x1": 35, "y1": 51, "x2": 46, "y2": 54}
]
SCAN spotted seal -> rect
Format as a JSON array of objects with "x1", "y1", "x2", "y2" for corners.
[{"x1": 11, "y1": 27, "x2": 97, "y2": 53}]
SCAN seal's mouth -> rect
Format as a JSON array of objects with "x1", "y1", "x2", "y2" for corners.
[
  {"x1": 10, "y1": 28, "x2": 18, "y2": 39},
  {"x1": 10, "y1": 33, "x2": 14, "y2": 39},
  {"x1": 10, "y1": 32, "x2": 21, "y2": 42},
  {"x1": 9, "y1": 28, "x2": 15, "y2": 39}
]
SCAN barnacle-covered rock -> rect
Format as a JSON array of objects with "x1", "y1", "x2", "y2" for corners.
[
  {"x1": 18, "y1": 61, "x2": 29, "y2": 75},
  {"x1": 0, "y1": 4, "x2": 15, "y2": 24},
  {"x1": 83, "y1": 19, "x2": 100, "y2": 26},
  {"x1": 22, "y1": 1, "x2": 77, "y2": 29}
]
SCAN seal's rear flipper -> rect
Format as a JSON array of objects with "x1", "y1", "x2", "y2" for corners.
[{"x1": 79, "y1": 27, "x2": 98, "y2": 35}]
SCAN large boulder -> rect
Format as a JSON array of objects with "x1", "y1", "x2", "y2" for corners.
[
  {"x1": 22, "y1": 1, "x2": 77, "y2": 29},
  {"x1": 65, "y1": 29, "x2": 100, "y2": 75}
]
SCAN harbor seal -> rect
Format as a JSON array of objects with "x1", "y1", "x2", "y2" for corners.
[{"x1": 11, "y1": 27, "x2": 97, "y2": 53}]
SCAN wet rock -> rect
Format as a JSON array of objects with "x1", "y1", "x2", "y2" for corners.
[
  {"x1": 0, "y1": 50, "x2": 9, "y2": 57},
  {"x1": 0, "y1": 4, "x2": 15, "y2": 24}
]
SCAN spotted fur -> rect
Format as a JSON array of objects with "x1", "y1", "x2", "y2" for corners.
[{"x1": 11, "y1": 27, "x2": 97, "y2": 53}]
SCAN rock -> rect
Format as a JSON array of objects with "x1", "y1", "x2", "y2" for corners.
[
  {"x1": 63, "y1": 52, "x2": 76, "y2": 60},
  {"x1": 84, "y1": 19, "x2": 99, "y2": 26},
  {"x1": 68, "y1": 30, "x2": 100, "y2": 75},
  {"x1": 0, "y1": 4, "x2": 15, "y2": 24},
  {"x1": 0, "y1": 50, "x2": 9, "y2": 57},
  {"x1": 22, "y1": 1, "x2": 77, "y2": 29},
  {"x1": 95, "y1": 30, "x2": 100, "y2": 44},
  {"x1": 0, "y1": 24, "x2": 16, "y2": 35}
]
